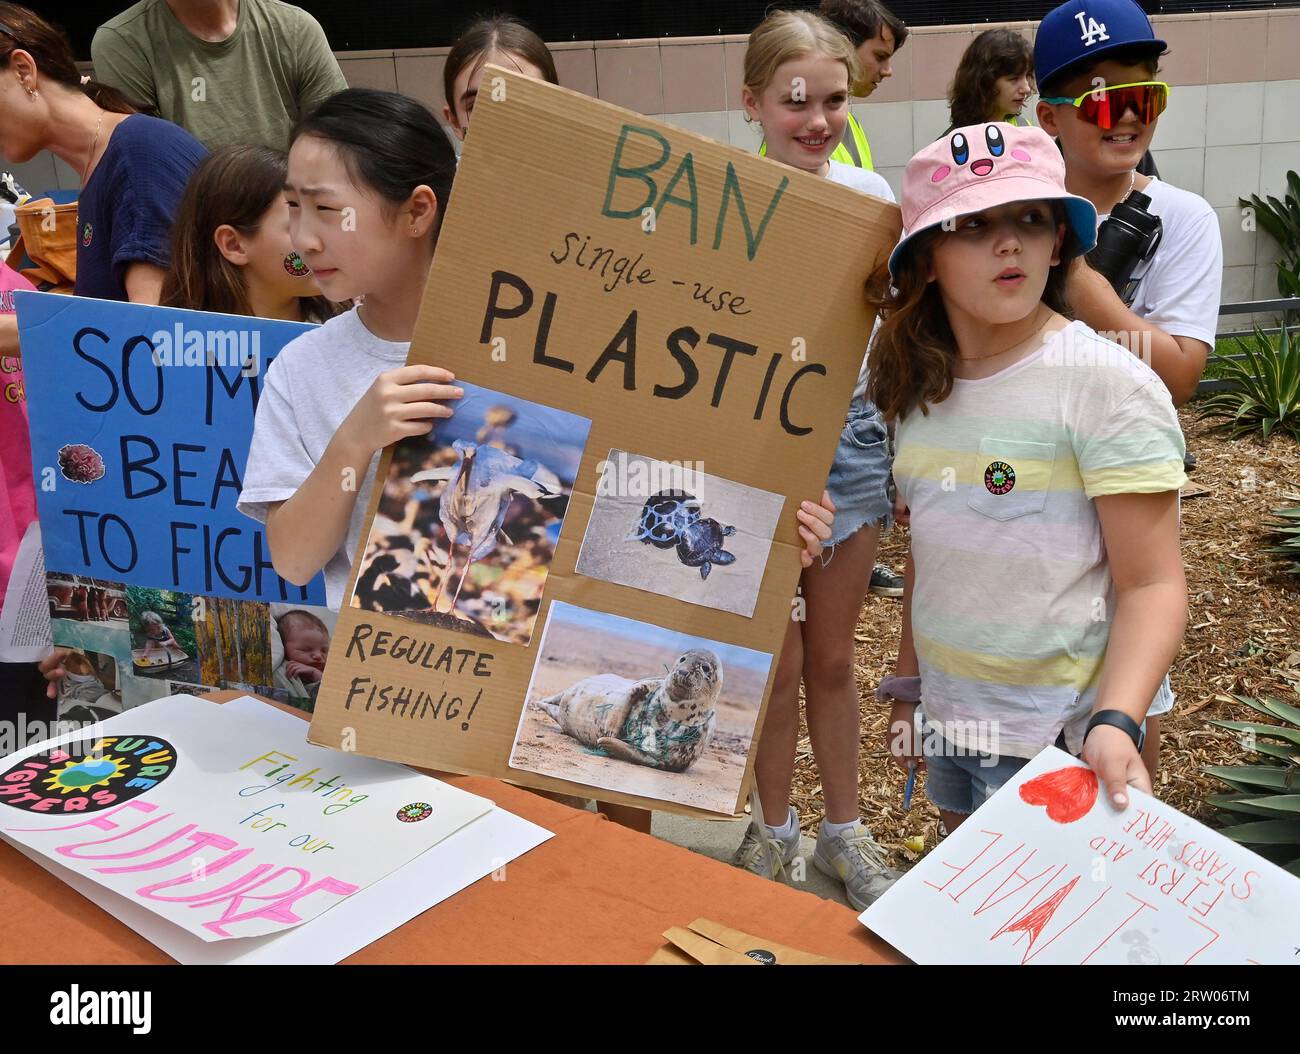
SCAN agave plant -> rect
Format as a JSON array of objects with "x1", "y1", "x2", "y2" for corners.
[
  {"x1": 1198, "y1": 321, "x2": 1300, "y2": 440},
  {"x1": 1240, "y1": 171, "x2": 1300, "y2": 299},
  {"x1": 1264, "y1": 498, "x2": 1300, "y2": 576},
  {"x1": 1205, "y1": 695, "x2": 1300, "y2": 876}
]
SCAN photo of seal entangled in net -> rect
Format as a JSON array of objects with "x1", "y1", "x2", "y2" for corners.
[
  {"x1": 535, "y1": 648, "x2": 722, "y2": 773},
  {"x1": 510, "y1": 601, "x2": 772, "y2": 812}
]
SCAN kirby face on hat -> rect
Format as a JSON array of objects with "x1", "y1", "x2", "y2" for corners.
[{"x1": 887, "y1": 122, "x2": 1098, "y2": 279}]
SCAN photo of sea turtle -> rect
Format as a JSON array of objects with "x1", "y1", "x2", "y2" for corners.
[
  {"x1": 576, "y1": 450, "x2": 785, "y2": 618},
  {"x1": 627, "y1": 490, "x2": 738, "y2": 580}
]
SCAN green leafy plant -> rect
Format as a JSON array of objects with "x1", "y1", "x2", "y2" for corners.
[
  {"x1": 1240, "y1": 171, "x2": 1300, "y2": 298},
  {"x1": 1264, "y1": 497, "x2": 1300, "y2": 577},
  {"x1": 1198, "y1": 321, "x2": 1300, "y2": 440},
  {"x1": 1205, "y1": 694, "x2": 1300, "y2": 876}
]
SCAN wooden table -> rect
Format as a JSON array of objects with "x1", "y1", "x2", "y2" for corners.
[{"x1": 0, "y1": 692, "x2": 905, "y2": 964}]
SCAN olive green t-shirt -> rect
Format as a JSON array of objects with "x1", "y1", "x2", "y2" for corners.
[{"x1": 92, "y1": 0, "x2": 348, "y2": 151}]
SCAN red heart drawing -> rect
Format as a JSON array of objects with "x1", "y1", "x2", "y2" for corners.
[{"x1": 1018, "y1": 766, "x2": 1099, "y2": 824}]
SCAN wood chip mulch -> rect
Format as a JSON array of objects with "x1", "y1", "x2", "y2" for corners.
[{"x1": 787, "y1": 408, "x2": 1300, "y2": 870}]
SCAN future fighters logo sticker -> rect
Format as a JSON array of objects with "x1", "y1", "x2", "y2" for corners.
[
  {"x1": 284, "y1": 251, "x2": 311, "y2": 277},
  {"x1": 984, "y1": 461, "x2": 1016, "y2": 495},
  {"x1": 396, "y1": 802, "x2": 432, "y2": 823},
  {"x1": 0, "y1": 736, "x2": 176, "y2": 815}
]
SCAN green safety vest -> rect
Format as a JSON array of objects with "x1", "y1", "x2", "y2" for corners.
[{"x1": 759, "y1": 110, "x2": 874, "y2": 170}]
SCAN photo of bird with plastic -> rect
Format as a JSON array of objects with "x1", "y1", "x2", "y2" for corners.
[{"x1": 350, "y1": 384, "x2": 592, "y2": 645}]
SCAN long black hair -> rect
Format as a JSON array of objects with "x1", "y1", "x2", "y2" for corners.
[{"x1": 290, "y1": 88, "x2": 457, "y2": 243}]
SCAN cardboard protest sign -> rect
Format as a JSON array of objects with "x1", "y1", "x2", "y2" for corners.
[
  {"x1": 309, "y1": 69, "x2": 901, "y2": 816},
  {"x1": 0, "y1": 694, "x2": 493, "y2": 942},
  {"x1": 19, "y1": 293, "x2": 334, "y2": 713},
  {"x1": 860, "y1": 748, "x2": 1300, "y2": 964}
]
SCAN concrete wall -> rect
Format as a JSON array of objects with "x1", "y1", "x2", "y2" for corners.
[{"x1": 14, "y1": 8, "x2": 1299, "y2": 319}]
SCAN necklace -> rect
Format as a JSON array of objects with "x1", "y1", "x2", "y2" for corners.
[
  {"x1": 80, "y1": 112, "x2": 105, "y2": 188},
  {"x1": 958, "y1": 305, "x2": 1052, "y2": 362}
]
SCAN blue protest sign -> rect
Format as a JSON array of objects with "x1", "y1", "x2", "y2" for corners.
[{"x1": 20, "y1": 291, "x2": 325, "y2": 606}]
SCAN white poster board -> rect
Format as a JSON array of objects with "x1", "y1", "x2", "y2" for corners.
[
  {"x1": 0, "y1": 694, "x2": 493, "y2": 941},
  {"x1": 861, "y1": 747, "x2": 1300, "y2": 965}
]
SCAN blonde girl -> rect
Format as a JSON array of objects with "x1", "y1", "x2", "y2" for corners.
[{"x1": 731, "y1": 9, "x2": 899, "y2": 910}]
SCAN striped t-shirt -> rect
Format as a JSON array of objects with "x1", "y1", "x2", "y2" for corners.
[{"x1": 893, "y1": 321, "x2": 1186, "y2": 758}]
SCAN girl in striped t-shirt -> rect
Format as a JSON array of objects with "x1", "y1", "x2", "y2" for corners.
[{"x1": 868, "y1": 123, "x2": 1186, "y2": 832}]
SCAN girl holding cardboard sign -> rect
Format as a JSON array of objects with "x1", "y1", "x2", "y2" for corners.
[
  {"x1": 237, "y1": 88, "x2": 463, "y2": 607},
  {"x1": 730, "y1": 10, "x2": 901, "y2": 911},
  {"x1": 236, "y1": 90, "x2": 838, "y2": 611}
]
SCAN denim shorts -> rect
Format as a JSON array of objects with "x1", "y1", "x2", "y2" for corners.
[
  {"x1": 923, "y1": 747, "x2": 1033, "y2": 815},
  {"x1": 824, "y1": 398, "x2": 893, "y2": 550},
  {"x1": 923, "y1": 719, "x2": 1150, "y2": 815}
]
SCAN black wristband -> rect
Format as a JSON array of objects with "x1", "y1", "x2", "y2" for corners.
[{"x1": 1085, "y1": 709, "x2": 1145, "y2": 752}]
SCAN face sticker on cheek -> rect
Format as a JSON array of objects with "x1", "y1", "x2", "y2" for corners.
[{"x1": 284, "y1": 251, "x2": 311, "y2": 277}]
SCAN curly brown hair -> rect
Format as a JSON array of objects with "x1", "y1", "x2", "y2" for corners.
[
  {"x1": 866, "y1": 202, "x2": 1079, "y2": 421},
  {"x1": 948, "y1": 29, "x2": 1034, "y2": 128}
]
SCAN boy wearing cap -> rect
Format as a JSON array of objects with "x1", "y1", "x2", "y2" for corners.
[
  {"x1": 1034, "y1": 0, "x2": 1220, "y2": 777},
  {"x1": 1036, "y1": 0, "x2": 1222, "y2": 407}
]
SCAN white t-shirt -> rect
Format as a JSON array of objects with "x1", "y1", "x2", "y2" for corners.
[
  {"x1": 237, "y1": 307, "x2": 409, "y2": 608},
  {"x1": 827, "y1": 159, "x2": 894, "y2": 201},
  {"x1": 825, "y1": 161, "x2": 896, "y2": 403},
  {"x1": 1098, "y1": 177, "x2": 1222, "y2": 348}
]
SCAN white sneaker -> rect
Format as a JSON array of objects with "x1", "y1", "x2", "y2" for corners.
[
  {"x1": 730, "y1": 806, "x2": 800, "y2": 880},
  {"x1": 813, "y1": 821, "x2": 901, "y2": 910}
]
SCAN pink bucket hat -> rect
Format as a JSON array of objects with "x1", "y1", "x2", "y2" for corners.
[{"x1": 887, "y1": 122, "x2": 1098, "y2": 279}]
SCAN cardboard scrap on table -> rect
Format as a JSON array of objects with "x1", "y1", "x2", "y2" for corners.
[{"x1": 648, "y1": 918, "x2": 854, "y2": 965}]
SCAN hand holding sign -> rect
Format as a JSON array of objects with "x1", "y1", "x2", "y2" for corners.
[
  {"x1": 1082, "y1": 722, "x2": 1151, "y2": 809},
  {"x1": 796, "y1": 490, "x2": 835, "y2": 568},
  {"x1": 862, "y1": 747, "x2": 1300, "y2": 964},
  {"x1": 334, "y1": 364, "x2": 464, "y2": 461}
]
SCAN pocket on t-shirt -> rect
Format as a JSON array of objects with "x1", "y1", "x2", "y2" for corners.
[{"x1": 966, "y1": 438, "x2": 1056, "y2": 521}]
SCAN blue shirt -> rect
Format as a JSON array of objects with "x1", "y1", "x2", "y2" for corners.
[{"x1": 75, "y1": 114, "x2": 207, "y2": 301}]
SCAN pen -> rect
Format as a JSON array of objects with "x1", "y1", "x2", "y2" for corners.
[{"x1": 903, "y1": 761, "x2": 917, "y2": 810}]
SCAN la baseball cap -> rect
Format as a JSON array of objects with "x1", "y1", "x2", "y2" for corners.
[{"x1": 1034, "y1": 0, "x2": 1166, "y2": 89}]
